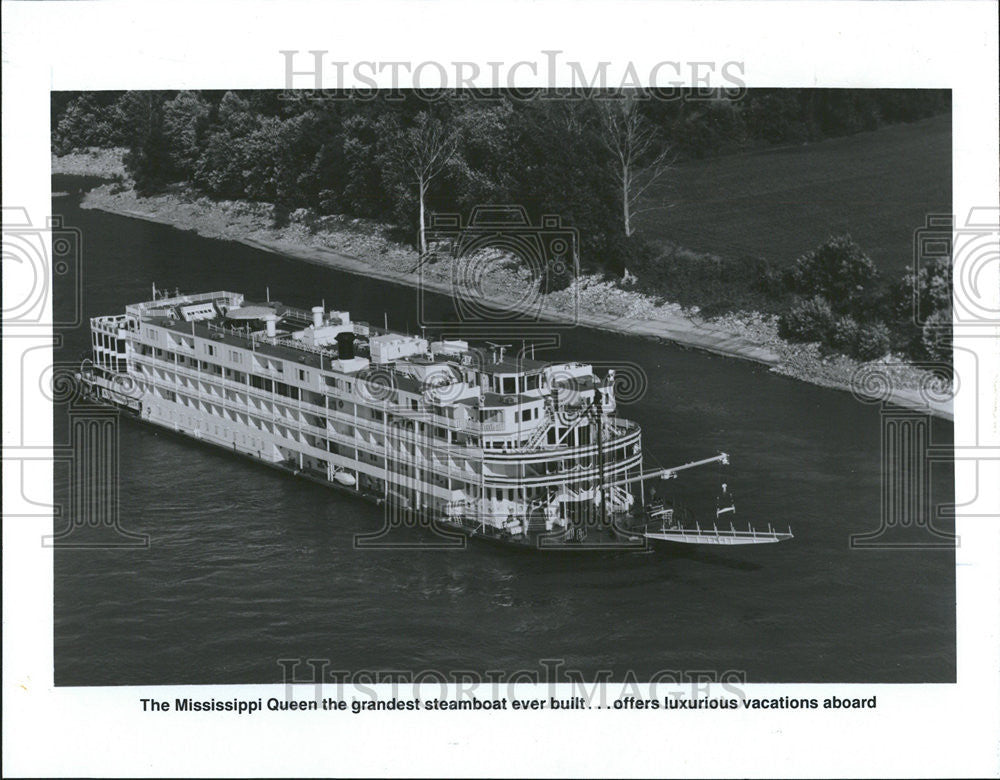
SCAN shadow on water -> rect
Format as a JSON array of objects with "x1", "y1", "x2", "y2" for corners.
[
  {"x1": 652, "y1": 544, "x2": 765, "y2": 572},
  {"x1": 52, "y1": 173, "x2": 118, "y2": 195}
]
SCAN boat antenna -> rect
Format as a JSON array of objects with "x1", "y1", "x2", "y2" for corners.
[
  {"x1": 152, "y1": 282, "x2": 157, "y2": 300},
  {"x1": 716, "y1": 458, "x2": 736, "y2": 518},
  {"x1": 717, "y1": 483, "x2": 736, "y2": 518},
  {"x1": 485, "y1": 341, "x2": 511, "y2": 364},
  {"x1": 384, "y1": 312, "x2": 388, "y2": 331},
  {"x1": 266, "y1": 286, "x2": 270, "y2": 302}
]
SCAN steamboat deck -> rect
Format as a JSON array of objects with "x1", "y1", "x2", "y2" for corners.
[{"x1": 80, "y1": 288, "x2": 791, "y2": 552}]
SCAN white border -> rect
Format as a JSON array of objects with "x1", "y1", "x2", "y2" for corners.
[{"x1": 3, "y1": 1, "x2": 999, "y2": 777}]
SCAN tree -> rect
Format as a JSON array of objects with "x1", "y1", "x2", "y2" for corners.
[
  {"x1": 341, "y1": 111, "x2": 388, "y2": 218},
  {"x1": 446, "y1": 99, "x2": 517, "y2": 213},
  {"x1": 887, "y1": 255, "x2": 952, "y2": 359},
  {"x1": 505, "y1": 99, "x2": 624, "y2": 274},
  {"x1": 191, "y1": 92, "x2": 259, "y2": 199},
  {"x1": 598, "y1": 97, "x2": 674, "y2": 238},
  {"x1": 52, "y1": 92, "x2": 128, "y2": 154},
  {"x1": 381, "y1": 111, "x2": 459, "y2": 254},
  {"x1": 162, "y1": 91, "x2": 211, "y2": 179},
  {"x1": 118, "y1": 92, "x2": 172, "y2": 194}
]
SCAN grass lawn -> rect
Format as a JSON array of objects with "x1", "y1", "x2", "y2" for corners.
[{"x1": 638, "y1": 113, "x2": 952, "y2": 276}]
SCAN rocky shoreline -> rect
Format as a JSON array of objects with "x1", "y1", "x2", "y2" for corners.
[
  {"x1": 52, "y1": 151, "x2": 953, "y2": 420},
  {"x1": 51, "y1": 147, "x2": 127, "y2": 179}
]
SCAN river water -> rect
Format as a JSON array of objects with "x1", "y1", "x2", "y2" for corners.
[{"x1": 51, "y1": 178, "x2": 955, "y2": 684}]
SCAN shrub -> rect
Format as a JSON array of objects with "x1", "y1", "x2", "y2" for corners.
[
  {"x1": 880, "y1": 256, "x2": 953, "y2": 362},
  {"x1": 912, "y1": 256, "x2": 953, "y2": 315},
  {"x1": 853, "y1": 321, "x2": 891, "y2": 361},
  {"x1": 827, "y1": 316, "x2": 892, "y2": 360},
  {"x1": 831, "y1": 315, "x2": 861, "y2": 353},
  {"x1": 754, "y1": 257, "x2": 787, "y2": 297},
  {"x1": 785, "y1": 235, "x2": 879, "y2": 312},
  {"x1": 631, "y1": 244, "x2": 788, "y2": 316},
  {"x1": 920, "y1": 308, "x2": 952, "y2": 362},
  {"x1": 543, "y1": 264, "x2": 573, "y2": 293},
  {"x1": 778, "y1": 296, "x2": 836, "y2": 343}
]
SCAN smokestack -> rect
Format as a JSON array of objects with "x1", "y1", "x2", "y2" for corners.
[
  {"x1": 335, "y1": 331, "x2": 355, "y2": 360},
  {"x1": 312, "y1": 306, "x2": 324, "y2": 328},
  {"x1": 265, "y1": 314, "x2": 277, "y2": 338}
]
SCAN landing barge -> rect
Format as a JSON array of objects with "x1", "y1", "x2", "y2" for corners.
[{"x1": 80, "y1": 288, "x2": 792, "y2": 552}]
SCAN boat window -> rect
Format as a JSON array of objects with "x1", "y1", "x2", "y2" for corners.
[{"x1": 503, "y1": 377, "x2": 515, "y2": 394}]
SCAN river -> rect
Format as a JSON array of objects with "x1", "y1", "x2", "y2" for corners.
[{"x1": 51, "y1": 177, "x2": 955, "y2": 684}]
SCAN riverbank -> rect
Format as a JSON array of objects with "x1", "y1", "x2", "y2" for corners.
[
  {"x1": 51, "y1": 147, "x2": 127, "y2": 179},
  {"x1": 64, "y1": 172, "x2": 952, "y2": 420}
]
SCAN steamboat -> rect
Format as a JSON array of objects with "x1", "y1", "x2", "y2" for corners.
[{"x1": 80, "y1": 288, "x2": 792, "y2": 552}]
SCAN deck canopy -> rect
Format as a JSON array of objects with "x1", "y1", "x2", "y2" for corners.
[{"x1": 226, "y1": 305, "x2": 277, "y2": 320}]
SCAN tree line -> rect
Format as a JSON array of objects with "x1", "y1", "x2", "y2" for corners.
[
  {"x1": 52, "y1": 89, "x2": 952, "y2": 362},
  {"x1": 53, "y1": 89, "x2": 949, "y2": 268}
]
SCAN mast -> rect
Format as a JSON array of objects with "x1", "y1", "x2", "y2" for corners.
[{"x1": 596, "y1": 392, "x2": 606, "y2": 528}]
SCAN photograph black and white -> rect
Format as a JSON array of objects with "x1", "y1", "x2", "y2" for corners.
[
  {"x1": 4, "y1": 1, "x2": 999, "y2": 778},
  {"x1": 49, "y1": 85, "x2": 957, "y2": 686}
]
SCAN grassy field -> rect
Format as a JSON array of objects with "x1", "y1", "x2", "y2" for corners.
[{"x1": 639, "y1": 113, "x2": 951, "y2": 276}]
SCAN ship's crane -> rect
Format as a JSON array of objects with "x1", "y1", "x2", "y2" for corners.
[{"x1": 602, "y1": 452, "x2": 729, "y2": 489}]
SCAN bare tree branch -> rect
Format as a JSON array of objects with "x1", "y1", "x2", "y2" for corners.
[
  {"x1": 598, "y1": 98, "x2": 674, "y2": 238},
  {"x1": 389, "y1": 111, "x2": 460, "y2": 255}
]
